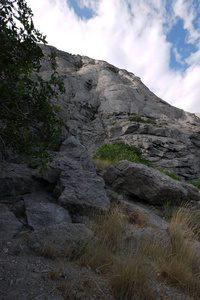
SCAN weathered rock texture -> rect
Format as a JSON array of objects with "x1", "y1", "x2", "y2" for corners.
[
  {"x1": 0, "y1": 135, "x2": 110, "y2": 240},
  {"x1": 42, "y1": 136, "x2": 110, "y2": 213},
  {"x1": 28, "y1": 222, "x2": 92, "y2": 256},
  {"x1": 1, "y1": 45, "x2": 200, "y2": 300},
  {"x1": 0, "y1": 205, "x2": 23, "y2": 240},
  {"x1": 39, "y1": 45, "x2": 200, "y2": 180},
  {"x1": 0, "y1": 162, "x2": 42, "y2": 202},
  {"x1": 103, "y1": 160, "x2": 200, "y2": 205}
]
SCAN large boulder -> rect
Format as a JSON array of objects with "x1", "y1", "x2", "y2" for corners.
[
  {"x1": 0, "y1": 205, "x2": 23, "y2": 240},
  {"x1": 0, "y1": 162, "x2": 41, "y2": 203},
  {"x1": 103, "y1": 160, "x2": 200, "y2": 205},
  {"x1": 24, "y1": 193, "x2": 71, "y2": 230},
  {"x1": 42, "y1": 136, "x2": 110, "y2": 213},
  {"x1": 28, "y1": 222, "x2": 92, "y2": 256}
]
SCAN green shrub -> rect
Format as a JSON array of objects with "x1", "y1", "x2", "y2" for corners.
[
  {"x1": 93, "y1": 142, "x2": 152, "y2": 167},
  {"x1": 127, "y1": 115, "x2": 144, "y2": 123},
  {"x1": 112, "y1": 121, "x2": 117, "y2": 125},
  {"x1": 127, "y1": 115, "x2": 156, "y2": 124},
  {"x1": 145, "y1": 118, "x2": 157, "y2": 124},
  {"x1": 0, "y1": 0, "x2": 65, "y2": 171},
  {"x1": 163, "y1": 170, "x2": 182, "y2": 181},
  {"x1": 157, "y1": 168, "x2": 182, "y2": 181},
  {"x1": 158, "y1": 122, "x2": 168, "y2": 126},
  {"x1": 163, "y1": 170, "x2": 181, "y2": 181},
  {"x1": 191, "y1": 179, "x2": 200, "y2": 189}
]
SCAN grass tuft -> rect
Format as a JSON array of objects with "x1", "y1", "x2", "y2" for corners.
[
  {"x1": 41, "y1": 240, "x2": 57, "y2": 259},
  {"x1": 191, "y1": 179, "x2": 200, "y2": 189},
  {"x1": 40, "y1": 203, "x2": 200, "y2": 299},
  {"x1": 92, "y1": 204, "x2": 127, "y2": 250},
  {"x1": 158, "y1": 122, "x2": 168, "y2": 126},
  {"x1": 127, "y1": 115, "x2": 156, "y2": 124},
  {"x1": 111, "y1": 251, "x2": 156, "y2": 300},
  {"x1": 157, "y1": 168, "x2": 182, "y2": 181},
  {"x1": 93, "y1": 158, "x2": 115, "y2": 173},
  {"x1": 158, "y1": 206, "x2": 200, "y2": 298}
]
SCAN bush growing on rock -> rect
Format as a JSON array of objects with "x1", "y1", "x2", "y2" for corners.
[
  {"x1": 191, "y1": 179, "x2": 200, "y2": 189},
  {"x1": 93, "y1": 142, "x2": 152, "y2": 167},
  {"x1": 157, "y1": 168, "x2": 182, "y2": 181},
  {"x1": 127, "y1": 115, "x2": 156, "y2": 124}
]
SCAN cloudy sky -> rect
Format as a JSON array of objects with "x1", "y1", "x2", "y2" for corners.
[{"x1": 26, "y1": 0, "x2": 200, "y2": 113}]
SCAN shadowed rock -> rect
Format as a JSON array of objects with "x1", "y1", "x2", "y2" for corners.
[
  {"x1": 103, "y1": 160, "x2": 200, "y2": 205},
  {"x1": 0, "y1": 205, "x2": 23, "y2": 240},
  {"x1": 25, "y1": 201, "x2": 71, "y2": 231},
  {"x1": 28, "y1": 222, "x2": 92, "y2": 256},
  {"x1": 42, "y1": 136, "x2": 110, "y2": 213}
]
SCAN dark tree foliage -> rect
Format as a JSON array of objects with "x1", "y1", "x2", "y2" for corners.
[{"x1": 0, "y1": 0, "x2": 65, "y2": 169}]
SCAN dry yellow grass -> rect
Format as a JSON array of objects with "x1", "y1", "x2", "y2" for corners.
[
  {"x1": 77, "y1": 204, "x2": 127, "y2": 273},
  {"x1": 92, "y1": 204, "x2": 127, "y2": 249},
  {"x1": 110, "y1": 250, "x2": 157, "y2": 300},
  {"x1": 158, "y1": 207, "x2": 200, "y2": 299},
  {"x1": 92, "y1": 158, "x2": 115, "y2": 172},
  {"x1": 41, "y1": 203, "x2": 200, "y2": 299},
  {"x1": 41, "y1": 239, "x2": 57, "y2": 259}
]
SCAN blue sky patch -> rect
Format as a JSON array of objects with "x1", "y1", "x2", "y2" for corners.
[
  {"x1": 166, "y1": 18, "x2": 197, "y2": 70},
  {"x1": 67, "y1": 0, "x2": 94, "y2": 20}
]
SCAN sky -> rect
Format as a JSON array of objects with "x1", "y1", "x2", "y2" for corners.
[{"x1": 26, "y1": 0, "x2": 200, "y2": 113}]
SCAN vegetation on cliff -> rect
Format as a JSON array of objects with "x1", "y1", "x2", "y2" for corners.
[{"x1": 0, "y1": 0, "x2": 65, "y2": 167}]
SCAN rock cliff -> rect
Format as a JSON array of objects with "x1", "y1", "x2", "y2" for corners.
[
  {"x1": 1, "y1": 45, "x2": 200, "y2": 300},
  {"x1": 38, "y1": 45, "x2": 200, "y2": 181}
]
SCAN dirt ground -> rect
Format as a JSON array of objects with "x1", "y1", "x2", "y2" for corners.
[{"x1": 0, "y1": 230, "x2": 113, "y2": 300}]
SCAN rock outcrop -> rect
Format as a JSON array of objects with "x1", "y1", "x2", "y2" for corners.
[
  {"x1": 1, "y1": 45, "x2": 200, "y2": 300},
  {"x1": 103, "y1": 160, "x2": 200, "y2": 205},
  {"x1": 39, "y1": 45, "x2": 200, "y2": 180},
  {"x1": 42, "y1": 136, "x2": 110, "y2": 214},
  {"x1": 0, "y1": 135, "x2": 110, "y2": 241}
]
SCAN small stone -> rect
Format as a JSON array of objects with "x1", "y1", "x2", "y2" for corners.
[
  {"x1": 9, "y1": 279, "x2": 14, "y2": 286},
  {"x1": 43, "y1": 275, "x2": 47, "y2": 282}
]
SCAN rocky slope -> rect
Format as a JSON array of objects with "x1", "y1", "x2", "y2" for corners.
[
  {"x1": 1, "y1": 45, "x2": 200, "y2": 300},
  {"x1": 40, "y1": 45, "x2": 200, "y2": 181}
]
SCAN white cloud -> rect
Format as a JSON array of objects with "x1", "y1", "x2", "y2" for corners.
[
  {"x1": 77, "y1": 0, "x2": 99, "y2": 11},
  {"x1": 173, "y1": 47, "x2": 185, "y2": 65},
  {"x1": 172, "y1": 0, "x2": 200, "y2": 43},
  {"x1": 26, "y1": 0, "x2": 200, "y2": 113}
]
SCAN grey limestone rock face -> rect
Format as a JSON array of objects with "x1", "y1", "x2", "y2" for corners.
[
  {"x1": 39, "y1": 44, "x2": 200, "y2": 180},
  {"x1": 103, "y1": 160, "x2": 200, "y2": 205}
]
